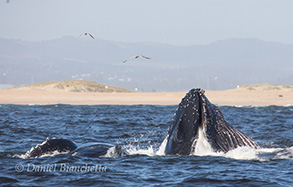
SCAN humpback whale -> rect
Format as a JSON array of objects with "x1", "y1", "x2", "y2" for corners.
[
  {"x1": 24, "y1": 137, "x2": 122, "y2": 158},
  {"x1": 25, "y1": 137, "x2": 77, "y2": 158},
  {"x1": 23, "y1": 88, "x2": 258, "y2": 158},
  {"x1": 163, "y1": 88, "x2": 259, "y2": 155}
]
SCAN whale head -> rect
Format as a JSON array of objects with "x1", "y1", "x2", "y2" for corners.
[
  {"x1": 164, "y1": 88, "x2": 258, "y2": 155},
  {"x1": 25, "y1": 137, "x2": 77, "y2": 158}
]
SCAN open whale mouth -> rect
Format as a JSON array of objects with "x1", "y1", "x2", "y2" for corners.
[{"x1": 163, "y1": 88, "x2": 259, "y2": 155}]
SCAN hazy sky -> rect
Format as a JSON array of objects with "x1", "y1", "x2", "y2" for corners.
[{"x1": 1, "y1": 0, "x2": 293, "y2": 45}]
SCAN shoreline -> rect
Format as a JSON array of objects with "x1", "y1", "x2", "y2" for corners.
[{"x1": 0, "y1": 88, "x2": 292, "y2": 106}]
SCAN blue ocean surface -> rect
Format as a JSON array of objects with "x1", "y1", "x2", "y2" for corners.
[{"x1": 0, "y1": 104, "x2": 292, "y2": 186}]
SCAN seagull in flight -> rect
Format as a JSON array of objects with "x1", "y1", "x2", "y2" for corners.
[
  {"x1": 79, "y1": 33, "x2": 95, "y2": 39},
  {"x1": 122, "y1": 55, "x2": 151, "y2": 63}
]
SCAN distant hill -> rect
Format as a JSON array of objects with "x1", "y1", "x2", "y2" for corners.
[
  {"x1": 13, "y1": 80, "x2": 133, "y2": 93},
  {"x1": 237, "y1": 83, "x2": 293, "y2": 91},
  {"x1": 1, "y1": 37, "x2": 293, "y2": 91}
]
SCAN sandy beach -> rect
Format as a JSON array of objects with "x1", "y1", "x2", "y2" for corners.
[{"x1": 0, "y1": 87, "x2": 292, "y2": 106}]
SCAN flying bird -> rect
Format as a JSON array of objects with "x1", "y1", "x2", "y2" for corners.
[
  {"x1": 122, "y1": 55, "x2": 151, "y2": 63},
  {"x1": 79, "y1": 33, "x2": 95, "y2": 39}
]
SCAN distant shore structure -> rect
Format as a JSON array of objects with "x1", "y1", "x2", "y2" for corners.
[
  {"x1": 79, "y1": 33, "x2": 95, "y2": 39},
  {"x1": 122, "y1": 55, "x2": 151, "y2": 63}
]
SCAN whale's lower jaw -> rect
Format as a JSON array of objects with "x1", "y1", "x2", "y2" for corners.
[{"x1": 164, "y1": 88, "x2": 259, "y2": 155}]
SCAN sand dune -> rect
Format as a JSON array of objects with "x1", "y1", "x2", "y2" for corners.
[{"x1": 0, "y1": 84, "x2": 292, "y2": 106}]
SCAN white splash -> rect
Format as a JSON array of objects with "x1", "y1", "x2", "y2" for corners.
[
  {"x1": 275, "y1": 146, "x2": 293, "y2": 160},
  {"x1": 124, "y1": 145, "x2": 156, "y2": 157},
  {"x1": 38, "y1": 150, "x2": 70, "y2": 158},
  {"x1": 17, "y1": 150, "x2": 69, "y2": 159},
  {"x1": 256, "y1": 146, "x2": 293, "y2": 160},
  {"x1": 191, "y1": 126, "x2": 215, "y2": 156},
  {"x1": 225, "y1": 147, "x2": 258, "y2": 160},
  {"x1": 156, "y1": 137, "x2": 168, "y2": 156},
  {"x1": 102, "y1": 146, "x2": 121, "y2": 158}
]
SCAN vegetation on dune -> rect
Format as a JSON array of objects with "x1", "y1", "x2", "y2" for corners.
[
  {"x1": 238, "y1": 83, "x2": 293, "y2": 91},
  {"x1": 17, "y1": 80, "x2": 134, "y2": 93}
]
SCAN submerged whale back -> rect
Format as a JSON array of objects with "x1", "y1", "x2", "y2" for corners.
[{"x1": 70, "y1": 143, "x2": 122, "y2": 157}]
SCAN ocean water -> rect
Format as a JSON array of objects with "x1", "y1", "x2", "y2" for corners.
[{"x1": 0, "y1": 104, "x2": 292, "y2": 186}]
